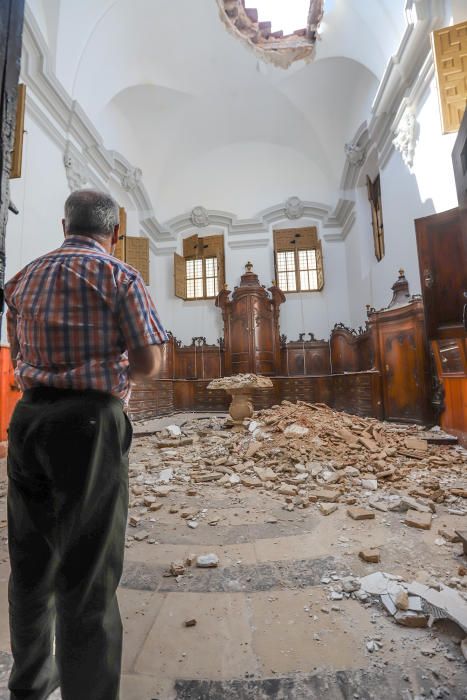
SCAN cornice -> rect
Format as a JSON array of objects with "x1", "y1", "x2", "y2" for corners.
[{"x1": 165, "y1": 197, "x2": 355, "y2": 245}]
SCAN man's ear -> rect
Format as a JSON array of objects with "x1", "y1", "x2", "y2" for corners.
[
  {"x1": 62, "y1": 219, "x2": 66, "y2": 237},
  {"x1": 111, "y1": 224, "x2": 120, "y2": 249}
]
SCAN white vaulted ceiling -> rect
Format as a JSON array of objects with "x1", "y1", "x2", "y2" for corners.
[{"x1": 27, "y1": 0, "x2": 409, "y2": 220}]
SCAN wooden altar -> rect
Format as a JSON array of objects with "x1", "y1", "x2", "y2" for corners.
[{"x1": 216, "y1": 262, "x2": 285, "y2": 375}]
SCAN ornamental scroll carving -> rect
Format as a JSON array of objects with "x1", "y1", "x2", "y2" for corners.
[
  {"x1": 344, "y1": 142, "x2": 366, "y2": 167},
  {"x1": 63, "y1": 143, "x2": 88, "y2": 191},
  {"x1": 393, "y1": 109, "x2": 417, "y2": 168},
  {"x1": 191, "y1": 206, "x2": 210, "y2": 227},
  {"x1": 121, "y1": 166, "x2": 142, "y2": 192},
  {"x1": 285, "y1": 196, "x2": 304, "y2": 220}
]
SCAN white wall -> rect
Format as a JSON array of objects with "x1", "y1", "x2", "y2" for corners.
[
  {"x1": 149, "y1": 217, "x2": 350, "y2": 346},
  {"x1": 344, "y1": 80, "x2": 459, "y2": 329},
  {"x1": 3, "y1": 114, "x2": 70, "y2": 343}
]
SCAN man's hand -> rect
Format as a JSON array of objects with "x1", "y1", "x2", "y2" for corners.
[{"x1": 128, "y1": 345, "x2": 161, "y2": 381}]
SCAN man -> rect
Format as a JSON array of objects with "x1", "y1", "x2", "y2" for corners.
[{"x1": 4, "y1": 189, "x2": 168, "y2": 700}]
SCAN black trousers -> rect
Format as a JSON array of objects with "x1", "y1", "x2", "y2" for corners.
[{"x1": 7, "y1": 388, "x2": 132, "y2": 700}]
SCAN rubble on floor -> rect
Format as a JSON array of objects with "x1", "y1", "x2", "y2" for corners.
[{"x1": 127, "y1": 400, "x2": 467, "y2": 534}]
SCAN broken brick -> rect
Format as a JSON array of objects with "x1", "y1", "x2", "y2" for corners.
[
  {"x1": 359, "y1": 548, "x2": 380, "y2": 563},
  {"x1": 404, "y1": 509, "x2": 432, "y2": 530},
  {"x1": 347, "y1": 507, "x2": 375, "y2": 521}
]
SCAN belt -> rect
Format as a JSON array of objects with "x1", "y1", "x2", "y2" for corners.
[{"x1": 22, "y1": 386, "x2": 119, "y2": 404}]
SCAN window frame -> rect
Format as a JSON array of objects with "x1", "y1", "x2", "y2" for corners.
[
  {"x1": 185, "y1": 255, "x2": 219, "y2": 300},
  {"x1": 274, "y1": 227, "x2": 324, "y2": 294}
]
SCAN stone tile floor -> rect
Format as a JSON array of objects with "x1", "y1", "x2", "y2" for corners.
[{"x1": 0, "y1": 413, "x2": 466, "y2": 699}]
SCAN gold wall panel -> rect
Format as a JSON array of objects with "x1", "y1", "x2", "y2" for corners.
[{"x1": 433, "y1": 21, "x2": 467, "y2": 134}]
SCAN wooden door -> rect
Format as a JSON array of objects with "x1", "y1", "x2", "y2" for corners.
[
  {"x1": 230, "y1": 296, "x2": 252, "y2": 374},
  {"x1": 415, "y1": 208, "x2": 467, "y2": 339},
  {"x1": 251, "y1": 295, "x2": 275, "y2": 375},
  {"x1": 380, "y1": 327, "x2": 424, "y2": 422}
]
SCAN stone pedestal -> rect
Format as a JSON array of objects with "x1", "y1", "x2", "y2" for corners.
[{"x1": 207, "y1": 374, "x2": 273, "y2": 426}]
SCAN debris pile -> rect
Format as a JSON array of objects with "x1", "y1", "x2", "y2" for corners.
[{"x1": 126, "y1": 400, "x2": 467, "y2": 530}]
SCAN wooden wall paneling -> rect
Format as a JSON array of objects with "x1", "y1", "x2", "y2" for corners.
[
  {"x1": 129, "y1": 379, "x2": 174, "y2": 421},
  {"x1": 173, "y1": 380, "x2": 195, "y2": 412},
  {"x1": 156, "y1": 335, "x2": 175, "y2": 379},
  {"x1": 251, "y1": 383, "x2": 279, "y2": 411},
  {"x1": 356, "y1": 332, "x2": 374, "y2": 371},
  {"x1": 193, "y1": 380, "x2": 229, "y2": 412},
  {"x1": 175, "y1": 347, "x2": 197, "y2": 379},
  {"x1": 330, "y1": 326, "x2": 360, "y2": 373},
  {"x1": 280, "y1": 338, "x2": 330, "y2": 376},
  {"x1": 431, "y1": 338, "x2": 467, "y2": 446},
  {"x1": 440, "y1": 376, "x2": 467, "y2": 444},
  {"x1": 128, "y1": 372, "x2": 384, "y2": 422}
]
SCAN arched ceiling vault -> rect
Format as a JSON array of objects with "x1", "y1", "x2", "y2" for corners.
[{"x1": 26, "y1": 0, "x2": 410, "y2": 220}]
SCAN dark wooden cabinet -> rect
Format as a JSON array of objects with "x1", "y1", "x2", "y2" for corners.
[{"x1": 216, "y1": 263, "x2": 285, "y2": 376}]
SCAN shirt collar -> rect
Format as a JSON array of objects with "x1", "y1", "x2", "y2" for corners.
[{"x1": 61, "y1": 235, "x2": 107, "y2": 254}]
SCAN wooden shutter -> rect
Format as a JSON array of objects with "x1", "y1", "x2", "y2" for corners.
[
  {"x1": 274, "y1": 229, "x2": 296, "y2": 251},
  {"x1": 114, "y1": 207, "x2": 126, "y2": 260},
  {"x1": 203, "y1": 234, "x2": 225, "y2": 288},
  {"x1": 295, "y1": 227, "x2": 318, "y2": 249},
  {"x1": 10, "y1": 83, "x2": 25, "y2": 179},
  {"x1": 316, "y1": 240, "x2": 324, "y2": 290},
  {"x1": 274, "y1": 227, "x2": 318, "y2": 251},
  {"x1": 183, "y1": 234, "x2": 200, "y2": 257},
  {"x1": 432, "y1": 21, "x2": 467, "y2": 134},
  {"x1": 174, "y1": 253, "x2": 186, "y2": 299},
  {"x1": 126, "y1": 236, "x2": 149, "y2": 284},
  {"x1": 367, "y1": 175, "x2": 384, "y2": 261}
]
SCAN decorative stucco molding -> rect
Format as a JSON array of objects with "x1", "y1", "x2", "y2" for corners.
[
  {"x1": 191, "y1": 206, "x2": 210, "y2": 227},
  {"x1": 393, "y1": 108, "x2": 417, "y2": 169},
  {"x1": 285, "y1": 196, "x2": 304, "y2": 220},
  {"x1": 166, "y1": 197, "x2": 355, "y2": 245},
  {"x1": 344, "y1": 142, "x2": 366, "y2": 167},
  {"x1": 121, "y1": 165, "x2": 142, "y2": 192},
  {"x1": 63, "y1": 142, "x2": 88, "y2": 191}
]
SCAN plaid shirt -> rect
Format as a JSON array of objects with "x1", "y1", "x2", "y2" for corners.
[{"x1": 4, "y1": 235, "x2": 168, "y2": 403}]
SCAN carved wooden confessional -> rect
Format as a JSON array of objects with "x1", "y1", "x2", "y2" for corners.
[{"x1": 216, "y1": 262, "x2": 285, "y2": 376}]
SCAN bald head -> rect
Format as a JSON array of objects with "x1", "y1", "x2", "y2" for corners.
[{"x1": 64, "y1": 189, "x2": 119, "y2": 238}]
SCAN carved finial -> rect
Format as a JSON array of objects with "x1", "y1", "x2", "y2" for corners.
[
  {"x1": 399, "y1": 268, "x2": 405, "y2": 278},
  {"x1": 245, "y1": 261, "x2": 253, "y2": 272}
]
